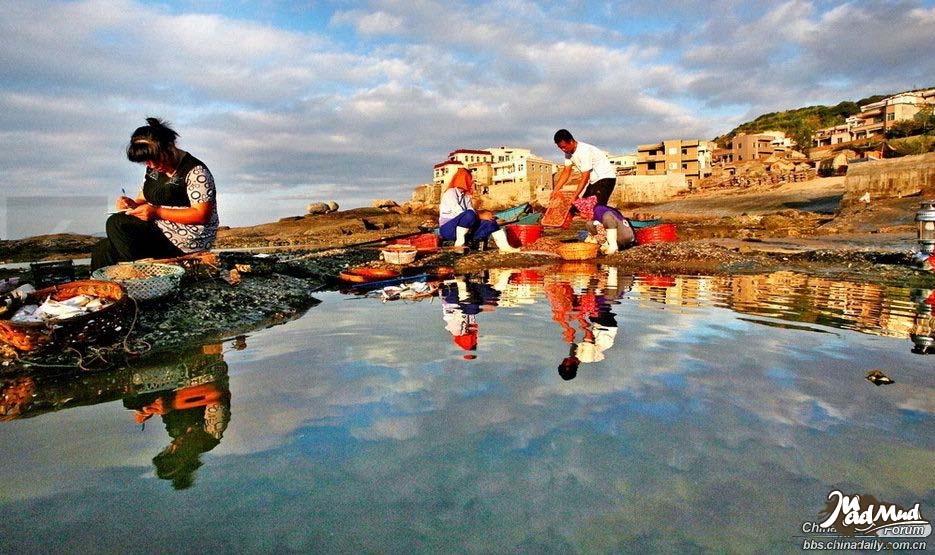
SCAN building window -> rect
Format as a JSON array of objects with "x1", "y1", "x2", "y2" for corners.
[
  {"x1": 668, "y1": 147, "x2": 677, "y2": 155},
  {"x1": 668, "y1": 162, "x2": 677, "y2": 170},
  {"x1": 886, "y1": 113, "x2": 895, "y2": 121},
  {"x1": 682, "y1": 163, "x2": 688, "y2": 170},
  {"x1": 681, "y1": 149, "x2": 688, "y2": 155}
]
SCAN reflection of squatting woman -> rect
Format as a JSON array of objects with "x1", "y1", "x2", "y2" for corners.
[
  {"x1": 438, "y1": 168, "x2": 518, "y2": 252},
  {"x1": 91, "y1": 117, "x2": 219, "y2": 270}
]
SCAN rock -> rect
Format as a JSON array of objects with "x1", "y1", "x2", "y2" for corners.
[
  {"x1": 372, "y1": 199, "x2": 399, "y2": 210},
  {"x1": 326, "y1": 201, "x2": 339, "y2": 212},
  {"x1": 307, "y1": 202, "x2": 330, "y2": 215}
]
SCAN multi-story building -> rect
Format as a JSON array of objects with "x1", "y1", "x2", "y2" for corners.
[
  {"x1": 432, "y1": 160, "x2": 466, "y2": 188},
  {"x1": 447, "y1": 149, "x2": 493, "y2": 166},
  {"x1": 608, "y1": 153, "x2": 638, "y2": 175},
  {"x1": 486, "y1": 147, "x2": 556, "y2": 205},
  {"x1": 812, "y1": 88, "x2": 935, "y2": 146},
  {"x1": 431, "y1": 146, "x2": 556, "y2": 207},
  {"x1": 636, "y1": 139, "x2": 715, "y2": 188},
  {"x1": 812, "y1": 124, "x2": 853, "y2": 148},
  {"x1": 731, "y1": 131, "x2": 791, "y2": 162}
]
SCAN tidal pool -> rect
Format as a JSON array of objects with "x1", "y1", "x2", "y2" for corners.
[{"x1": 1, "y1": 264, "x2": 932, "y2": 553}]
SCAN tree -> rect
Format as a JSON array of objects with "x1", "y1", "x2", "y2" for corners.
[{"x1": 914, "y1": 106, "x2": 935, "y2": 136}]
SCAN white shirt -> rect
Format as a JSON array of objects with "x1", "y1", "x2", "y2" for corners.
[
  {"x1": 438, "y1": 188, "x2": 473, "y2": 225},
  {"x1": 564, "y1": 141, "x2": 616, "y2": 184}
]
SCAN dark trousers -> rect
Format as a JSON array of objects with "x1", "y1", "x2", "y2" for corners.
[
  {"x1": 91, "y1": 213, "x2": 183, "y2": 271},
  {"x1": 582, "y1": 177, "x2": 616, "y2": 206}
]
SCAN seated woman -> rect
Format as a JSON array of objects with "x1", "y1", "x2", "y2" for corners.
[
  {"x1": 438, "y1": 168, "x2": 518, "y2": 252},
  {"x1": 573, "y1": 196, "x2": 634, "y2": 254},
  {"x1": 91, "y1": 118, "x2": 219, "y2": 271}
]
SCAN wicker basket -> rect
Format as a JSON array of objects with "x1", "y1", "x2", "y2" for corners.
[
  {"x1": 92, "y1": 262, "x2": 185, "y2": 300},
  {"x1": 0, "y1": 280, "x2": 131, "y2": 353},
  {"x1": 381, "y1": 245, "x2": 418, "y2": 265},
  {"x1": 557, "y1": 242, "x2": 599, "y2": 261}
]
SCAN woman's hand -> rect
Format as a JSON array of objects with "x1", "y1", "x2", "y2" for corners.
[
  {"x1": 127, "y1": 203, "x2": 159, "y2": 221},
  {"x1": 115, "y1": 196, "x2": 138, "y2": 210}
]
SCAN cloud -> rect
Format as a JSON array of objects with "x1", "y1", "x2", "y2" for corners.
[{"x1": 0, "y1": 0, "x2": 932, "y2": 233}]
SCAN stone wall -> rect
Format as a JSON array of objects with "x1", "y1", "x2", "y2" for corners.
[
  {"x1": 842, "y1": 152, "x2": 935, "y2": 207},
  {"x1": 611, "y1": 174, "x2": 689, "y2": 205}
]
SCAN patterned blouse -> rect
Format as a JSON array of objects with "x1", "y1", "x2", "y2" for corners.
[{"x1": 143, "y1": 153, "x2": 219, "y2": 253}]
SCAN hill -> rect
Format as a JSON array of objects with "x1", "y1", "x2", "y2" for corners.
[{"x1": 713, "y1": 93, "x2": 892, "y2": 149}]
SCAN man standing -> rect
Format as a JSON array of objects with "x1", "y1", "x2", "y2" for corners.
[{"x1": 552, "y1": 129, "x2": 616, "y2": 206}]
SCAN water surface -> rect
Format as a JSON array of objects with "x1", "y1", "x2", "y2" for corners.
[{"x1": 1, "y1": 265, "x2": 932, "y2": 553}]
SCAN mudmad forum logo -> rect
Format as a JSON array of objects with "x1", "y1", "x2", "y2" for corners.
[{"x1": 800, "y1": 490, "x2": 931, "y2": 551}]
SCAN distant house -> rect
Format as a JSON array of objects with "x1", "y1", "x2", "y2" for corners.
[
  {"x1": 431, "y1": 146, "x2": 555, "y2": 207},
  {"x1": 636, "y1": 139, "x2": 715, "y2": 189},
  {"x1": 608, "y1": 153, "x2": 638, "y2": 176},
  {"x1": 731, "y1": 131, "x2": 792, "y2": 162},
  {"x1": 812, "y1": 88, "x2": 935, "y2": 146}
]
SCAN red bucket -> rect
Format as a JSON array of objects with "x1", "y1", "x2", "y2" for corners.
[
  {"x1": 505, "y1": 224, "x2": 543, "y2": 247},
  {"x1": 634, "y1": 223, "x2": 677, "y2": 245}
]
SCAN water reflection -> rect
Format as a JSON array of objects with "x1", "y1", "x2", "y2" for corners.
[
  {"x1": 482, "y1": 266, "x2": 932, "y2": 356},
  {"x1": 123, "y1": 343, "x2": 231, "y2": 489},
  {"x1": 1, "y1": 341, "x2": 235, "y2": 489},
  {"x1": 0, "y1": 266, "x2": 932, "y2": 552},
  {"x1": 910, "y1": 289, "x2": 935, "y2": 355},
  {"x1": 439, "y1": 279, "x2": 501, "y2": 360}
]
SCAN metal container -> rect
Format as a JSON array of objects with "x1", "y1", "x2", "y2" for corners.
[{"x1": 916, "y1": 200, "x2": 935, "y2": 254}]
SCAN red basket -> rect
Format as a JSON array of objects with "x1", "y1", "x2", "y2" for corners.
[
  {"x1": 634, "y1": 223, "x2": 677, "y2": 245},
  {"x1": 505, "y1": 224, "x2": 543, "y2": 247},
  {"x1": 390, "y1": 233, "x2": 440, "y2": 252},
  {"x1": 638, "y1": 274, "x2": 677, "y2": 287},
  {"x1": 508, "y1": 269, "x2": 543, "y2": 285}
]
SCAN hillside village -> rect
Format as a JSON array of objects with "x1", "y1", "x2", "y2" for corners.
[{"x1": 402, "y1": 88, "x2": 935, "y2": 214}]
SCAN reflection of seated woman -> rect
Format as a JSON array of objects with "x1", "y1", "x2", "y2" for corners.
[
  {"x1": 439, "y1": 278, "x2": 502, "y2": 358},
  {"x1": 438, "y1": 168, "x2": 518, "y2": 252},
  {"x1": 91, "y1": 118, "x2": 219, "y2": 270},
  {"x1": 124, "y1": 346, "x2": 231, "y2": 490}
]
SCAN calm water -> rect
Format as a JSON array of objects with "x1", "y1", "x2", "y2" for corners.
[{"x1": 1, "y1": 264, "x2": 933, "y2": 554}]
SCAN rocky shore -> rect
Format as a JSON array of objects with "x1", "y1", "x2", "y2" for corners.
[{"x1": 2, "y1": 176, "x2": 933, "y2": 374}]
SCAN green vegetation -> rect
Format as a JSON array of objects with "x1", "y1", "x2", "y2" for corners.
[
  {"x1": 886, "y1": 106, "x2": 935, "y2": 139},
  {"x1": 713, "y1": 93, "x2": 891, "y2": 150}
]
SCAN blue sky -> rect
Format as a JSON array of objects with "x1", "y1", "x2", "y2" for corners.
[{"x1": 1, "y1": 0, "x2": 933, "y2": 235}]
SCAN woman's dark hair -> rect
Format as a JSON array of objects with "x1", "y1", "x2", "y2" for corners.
[
  {"x1": 554, "y1": 129, "x2": 574, "y2": 144},
  {"x1": 127, "y1": 117, "x2": 179, "y2": 165}
]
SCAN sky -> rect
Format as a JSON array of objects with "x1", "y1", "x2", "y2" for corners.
[{"x1": 1, "y1": 0, "x2": 934, "y2": 236}]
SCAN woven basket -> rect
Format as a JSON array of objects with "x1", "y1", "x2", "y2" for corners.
[
  {"x1": 0, "y1": 280, "x2": 131, "y2": 353},
  {"x1": 92, "y1": 262, "x2": 185, "y2": 300},
  {"x1": 557, "y1": 242, "x2": 600, "y2": 261},
  {"x1": 381, "y1": 245, "x2": 418, "y2": 265}
]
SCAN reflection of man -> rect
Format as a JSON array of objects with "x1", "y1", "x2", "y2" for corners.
[
  {"x1": 124, "y1": 343, "x2": 231, "y2": 489},
  {"x1": 547, "y1": 267, "x2": 626, "y2": 379}
]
